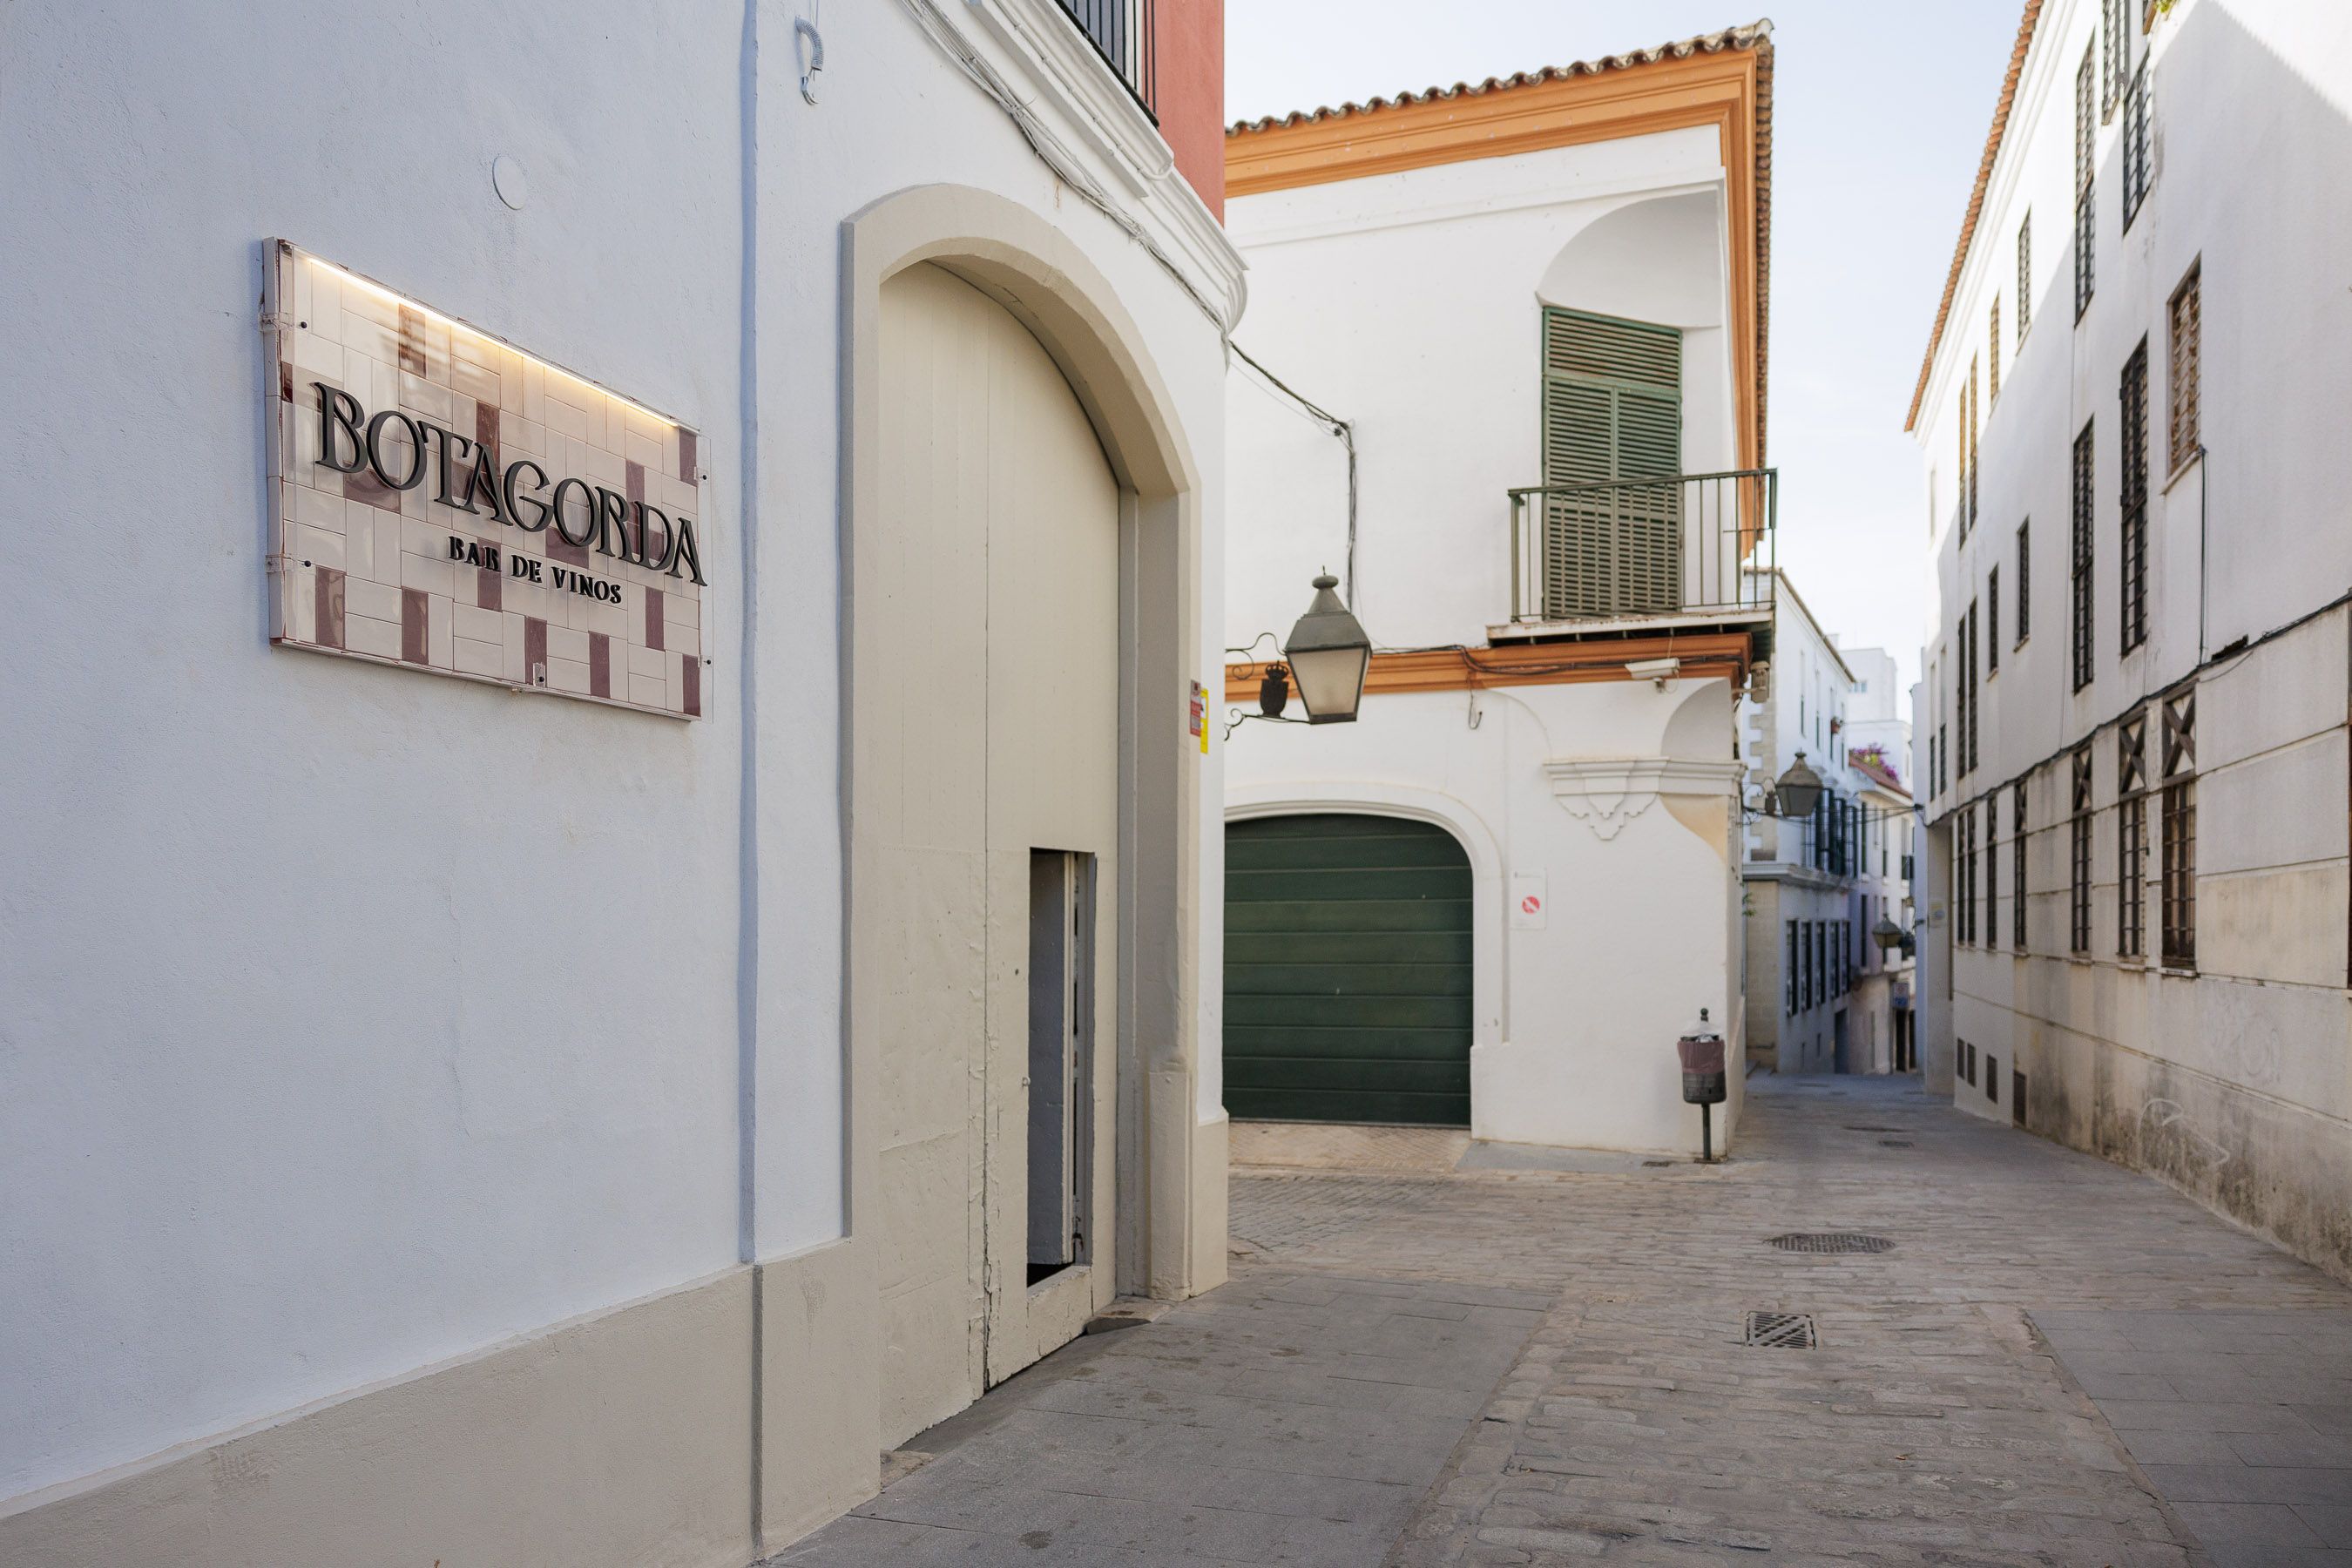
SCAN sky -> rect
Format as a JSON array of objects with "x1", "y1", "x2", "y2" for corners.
[{"x1": 1226, "y1": 0, "x2": 2029, "y2": 705}]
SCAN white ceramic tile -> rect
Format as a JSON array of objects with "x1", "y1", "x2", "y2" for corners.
[
  {"x1": 346, "y1": 612, "x2": 401, "y2": 660},
  {"x1": 454, "y1": 635, "x2": 504, "y2": 679},
  {"x1": 288, "y1": 523, "x2": 346, "y2": 571},
  {"x1": 345, "y1": 576, "x2": 402, "y2": 624},
  {"x1": 629, "y1": 672, "x2": 666, "y2": 708},
  {"x1": 548, "y1": 655, "x2": 589, "y2": 694}
]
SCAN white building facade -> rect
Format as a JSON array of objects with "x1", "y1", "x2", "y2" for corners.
[
  {"x1": 1909, "y1": 0, "x2": 2352, "y2": 1281},
  {"x1": 1740, "y1": 592, "x2": 1916, "y2": 1076},
  {"x1": 1220, "y1": 26, "x2": 1774, "y2": 1156},
  {"x1": 1, "y1": 3, "x2": 1240, "y2": 1563}
]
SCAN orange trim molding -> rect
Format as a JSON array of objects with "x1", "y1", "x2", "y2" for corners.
[
  {"x1": 1226, "y1": 44, "x2": 1773, "y2": 469},
  {"x1": 1225, "y1": 632, "x2": 1754, "y2": 705}
]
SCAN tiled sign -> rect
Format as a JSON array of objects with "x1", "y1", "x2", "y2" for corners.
[{"x1": 263, "y1": 240, "x2": 707, "y2": 719}]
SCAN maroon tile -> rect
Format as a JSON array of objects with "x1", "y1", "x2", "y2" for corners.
[
  {"x1": 677, "y1": 429, "x2": 697, "y2": 483},
  {"x1": 681, "y1": 652, "x2": 701, "y2": 718},
  {"x1": 397, "y1": 305, "x2": 427, "y2": 376},
  {"x1": 645, "y1": 586, "x2": 664, "y2": 652},
  {"x1": 524, "y1": 616, "x2": 548, "y2": 685},
  {"x1": 478, "y1": 565, "x2": 502, "y2": 613},
  {"x1": 475, "y1": 402, "x2": 499, "y2": 458},
  {"x1": 401, "y1": 587, "x2": 429, "y2": 665},
  {"x1": 314, "y1": 565, "x2": 346, "y2": 650},
  {"x1": 625, "y1": 460, "x2": 645, "y2": 505},
  {"x1": 589, "y1": 632, "x2": 612, "y2": 699},
  {"x1": 280, "y1": 359, "x2": 294, "y2": 402},
  {"x1": 548, "y1": 530, "x2": 588, "y2": 567},
  {"x1": 343, "y1": 467, "x2": 402, "y2": 514}
]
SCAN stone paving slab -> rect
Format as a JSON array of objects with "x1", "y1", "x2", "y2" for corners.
[
  {"x1": 2034, "y1": 1308, "x2": 2352, "y2": 1565},
  {"x1": 766, "y1": 1273, "x2": 1544, "y2": 1566}
]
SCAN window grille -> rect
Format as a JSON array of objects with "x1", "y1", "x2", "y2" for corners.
[
  {"x1": 2017, "y1": 215, "x2": 2032, "y2": 341},
  {"x1": 1989, "y1": 567, "x2": 2001, "y2": 672},
  {"x1": 1967, "y1": 361, "x2": 1979, "y2": 535},
  {"x1": 2123, "y1": 59, "x2": 2153, "y2": 226},
  {"x1": 2169, "y1": 267, "x2": 2200, "y2": 470},
  {"x1": 2159, "y1": 689, "x2": 2198, "y2": 968},
  {"x1": 2120, "y1": 341, "x2": 2149, "y2": 654},
  {"x1": 2119, "y1": 713, "x2": 2146, "y2": 958},
  {"x1": 2012, "y1": 781, "x2": 2029, "y2": 949},
  {"x1": 1984, "y1": 796, "x2": 2000, "y2": 950},
  {"x1": 2016, "y1": 520, "x2": 2031, "y2": 643},
  {"x1": 1990, "y1": 300, "x2": 2002, "y2": 402},
  {"x1": 2070, "y1": 748, "x2": 2094, "y2": 954},
  {"x1": 1957, "y1": 808, "x2": 1976, "y2": 945},
  {"x1": 2072, "y1": 424, "x2": 2096, "y2": 692},
  {"x1": 1962, "y1": 602, "x2": 1978, "y2": 776},
  {"x1": 2075, "y1": 48, "x2": 2097, "y2": 321},
  {"x1": 2103, "y1": 0, "x2": 2127, "y2": 120},
  {"x1": 1786, "y1": 920, "x2": 1798, "y2": 1014}
]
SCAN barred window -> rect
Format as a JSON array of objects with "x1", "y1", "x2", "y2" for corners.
[
  {"x1": 2069, "y1": 747, "x2": 2094, "y2": 954},
  {"x1": 1957, "y1": 808, "x2": 1977, "y2": 945},
  {"x1": 1989, "y1": 566, "x2": 2001, "y2": 672},
  {"x1": 2119, "y1": 713, "x2": 2147, "y2": 957},
  {"x1": 1961, "y1": 601, "x2": 1978, "y2": 775},
  {"x1": 2169, "y1": 266, "x2": 2200, "y2": 470},
  {"x1": 2012, "y1": 781, "x2": 2029, "y2": 949},
  {"x1": 2120, "y1": 341, "x2": 2149, "y2": 654},
  {"x1": 2161, "y1": 691, "x2": 2197, "y2": 968},
  {"x1": 1990, "y1": 299, "x2": 2002, "y2": 402},
  {"x1": 2102, "y1": 0, "x2": 2127, "y2": 119},
  {"x1": 1786, "y1": 920, "x2": 1798, "y2": 1014},
  {"x1": 2017, "y1": 214, "x2": 2032, "y2": 341},
  {"x1": 2072, "y1": 422, "x2": 2096, "y2": 691},
  {"x1": 2122, "y1": 59, "x2": 2153, "y2": 226},
  {"x1": 2016, "y1": 520, "x2": 2031, "y2": 644},
  {"x1": 1965, "y1": 359, "x2": 1980, "y2": 537},
  {"x1": 2075, "y1": 47, "x2": 2097, "y2": 321},
  {"x1": 1984, "y1": 796, "x2": 2000, "y2": 950}
]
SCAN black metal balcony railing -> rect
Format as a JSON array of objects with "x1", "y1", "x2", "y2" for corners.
[
  {"x1": 1507, "y1": 468, "x2": 1778, "y2": 624},
  {"x1": 1055, "y1": 0, "x2": 1157, "y2": 118}
]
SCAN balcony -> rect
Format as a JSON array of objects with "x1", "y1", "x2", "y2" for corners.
[
  {"x1": 1053, "y1": 0, "x2": 1156, "y2": 118},
  {"x1": 1503, "y1": 468, "x2": 1777, "y2": 634}
]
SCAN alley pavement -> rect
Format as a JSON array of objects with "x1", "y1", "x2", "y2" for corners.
[{"x1": 772, "y1": 1074, "x2": 2352, "y2": 1566}]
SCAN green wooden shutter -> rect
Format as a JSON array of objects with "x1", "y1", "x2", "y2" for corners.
[{"x1": 1540, "y1": 308, "x2": 1683, "y2": 618}]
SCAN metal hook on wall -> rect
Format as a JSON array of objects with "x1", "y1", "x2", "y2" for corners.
[{"x1": 794, "y1": 12, "x2": 825, "y2": 105}]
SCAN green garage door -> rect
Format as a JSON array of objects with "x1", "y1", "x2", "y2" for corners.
[{"x1": 1223, "y1": 814, "x2": 1473, "y2": 1125}]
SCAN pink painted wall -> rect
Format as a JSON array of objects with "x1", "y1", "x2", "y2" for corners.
[{"x1": 1155, "y1": 0, "x2": 1224, "y2": 220}]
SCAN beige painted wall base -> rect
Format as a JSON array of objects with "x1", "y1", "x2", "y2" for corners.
[
  {"x1": 1189, "y1": 1112, "x2": 1231, "y2": 1294},
  {"x1": 757, "y1": 1240, "x2": 881, "y2": 1552},
  {"x1": 1, "y1": 1270, "x2": 757, "y2": 1568}
]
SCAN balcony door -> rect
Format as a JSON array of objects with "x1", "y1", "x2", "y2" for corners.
[{"x1": 1539, "y1": 308, "x2": 1683, "y2": 618}]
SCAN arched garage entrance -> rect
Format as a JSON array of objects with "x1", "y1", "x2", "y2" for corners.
[{"x1": 1223, "y1": 814, "x2": 1473, "y2": 1125}]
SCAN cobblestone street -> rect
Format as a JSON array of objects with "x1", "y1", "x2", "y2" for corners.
[{"x1": 779, "y1": 1075, "x2": 2352, "y2": 1566}]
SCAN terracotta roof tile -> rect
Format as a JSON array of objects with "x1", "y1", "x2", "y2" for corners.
[
  {"x1": 1905, "y1": 0, "x2": 2045, "y2": 433},
  {"x1": 1227, "y1": 21, "x2": 1775, "y2": 465},
  {"x1": 1224, "y1": 22, "x2": 1774, "y2": 134}
]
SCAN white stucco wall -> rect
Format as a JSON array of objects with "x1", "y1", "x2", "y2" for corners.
[
  {"x1": 1, "y1": 0, "x2": 1233, "y2": 1504},
  {"x1": 1909, "y1": 0, "x2": 2352, "y2": 1275},
  {"x1": 1222, "y1": 127, "x2": 1731, "y2": 652}
]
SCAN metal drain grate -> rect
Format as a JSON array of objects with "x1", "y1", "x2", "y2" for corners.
[
  {"x1": 1842, "y1": 1125, "x2": 1905, "y2": 1132},
  {"x1": 1879, "y1": 1138, "x2": 1914, "y2": 1148},
  {"x1": 1746, "y1": 1311, "x2": 1816, "y2": 1348},
  {"x1": 1767, "y1": 1232, "x2": 1895, "y2": 1254}
]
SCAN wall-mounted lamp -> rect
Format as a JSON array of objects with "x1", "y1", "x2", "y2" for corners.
[
  {"x1": 1870, "y1": 915, "x2": 1907, "y2": 952},
  {"x1": 1230, "y1": 573, "x2": 1372, "y2": 733}
]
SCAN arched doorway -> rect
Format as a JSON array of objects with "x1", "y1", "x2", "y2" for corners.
[
  {"x1": 1223, "y1": 814, "x2": 1473, "y2": 1126},
  {"x1": 868, "y1": 261, "x2": 1120, "y2": 1445}
]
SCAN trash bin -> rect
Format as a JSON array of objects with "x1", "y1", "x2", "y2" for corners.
[{"x1": 1676, "y1": 1008, "x2": 1726, "y2": 1161}]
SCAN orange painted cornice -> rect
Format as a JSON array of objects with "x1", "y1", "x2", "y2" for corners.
[
  {"x1": 1226, "y1": 44, "x2": 1772, "y2": 470},
  {"x1": 1224, "y1": 632, "x2": 1754, "y2": 705}
]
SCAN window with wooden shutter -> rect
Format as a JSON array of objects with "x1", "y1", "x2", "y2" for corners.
[
  {"x1": 2120, "y1": 340, "x2": 2149, "y2": 653},
  {"x1": 1984, "y1": 796, "x2": 1999, "y2": 950},
  {"x1": 1540, "y1": 308, "x2": 1682, "y2": 618},
  {"x1": 1966, "y1": 360, "x2": 1979, "y2": 535},
  {"x1": 2070, "y1": 747, "x2": 2094, "y2": 953},
  {"x1": 2169, "y1": 266, "x2": 2200, "y2": 470},
  {"x1": 1989, "y1": 566, "x2": 2000, "y2": 673}
]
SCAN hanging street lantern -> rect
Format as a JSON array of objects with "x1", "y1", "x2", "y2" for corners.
[
  {"x1": 1280, "y1": 572, "x2": 1371, "y2": 724},
  {"x1": 1772, "y1": 749, "x2": 1824, "y2": 820},
  {"x1": 1871, "y1": 915, "x2": 1907, "y2": 952}
]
